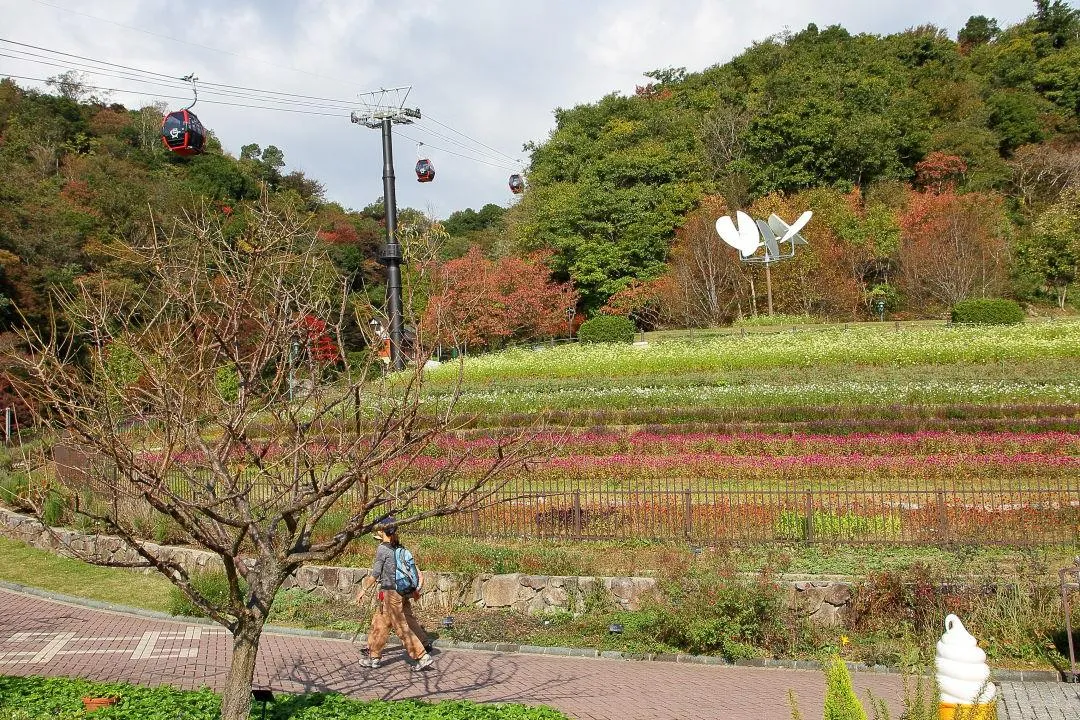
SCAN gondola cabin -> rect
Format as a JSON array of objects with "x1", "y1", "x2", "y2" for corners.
[
  {"x1": 161, "y1": 109, "x2": 206, "y2": 156},
  {"x1": 415, "y1": 158, "x2": 435, "y2": 183},
  {"x1": 508, "y1": 173, "x2": 525, "y2": 194}
]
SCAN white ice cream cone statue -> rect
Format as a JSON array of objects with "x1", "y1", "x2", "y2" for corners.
[{"x1": 936, "y1": 614, "x2": 997, "y2": 719}]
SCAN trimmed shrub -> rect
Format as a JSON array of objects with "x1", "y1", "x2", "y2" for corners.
[
  {"x1": 577, "y1": 315, "x2": 635, "y2": 344},
  {"x1": 951, "y1": 298, "x2": 1024, "y2": 324},
  {"x1": 823, "y1": 655, "x2": 869, "y2": 720}
]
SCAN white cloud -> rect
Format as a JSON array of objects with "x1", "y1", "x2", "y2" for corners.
[{"x1": 0, "y1": 0, "x2": 1036, "y2": 218}]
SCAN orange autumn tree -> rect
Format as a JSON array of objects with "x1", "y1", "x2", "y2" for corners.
[
  {"x1": 898, "y1": 190, "x2": 1010, "y2": 308},
  {"x1": 422, "y1": 247, "x2": 578, "y2": 350}
]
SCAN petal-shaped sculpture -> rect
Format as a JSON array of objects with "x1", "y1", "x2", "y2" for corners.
[
  {"x1": 715, "y1": 215, "x2": 742, "y2": 250},
  {"x1": 716, "y1": 214, "x2": 760, "y2": 256},
  {"x1": 767, "y1": 213, "x2": 788, "y2": 237},
  {"x1": 735, "y1": 211, "x2": 760, "y2": 255},
  {"x1": 780, "y1": 210, "x2": 812, "y2": 244}
]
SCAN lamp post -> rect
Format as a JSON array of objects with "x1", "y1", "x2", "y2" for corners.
[
  {"x1": 288, "y1": 338, "x2": 300, "y2": 403},
  {"x1": 873, "y1": 298, "x2": 886, "y2": 322},
  {"x1": 566, "y1": 306, "x2": 576, "y2": 341}
]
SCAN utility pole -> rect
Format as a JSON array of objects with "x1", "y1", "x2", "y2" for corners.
[{"x1": 351, "y1": 88, "x2": 419, "y2": 372}]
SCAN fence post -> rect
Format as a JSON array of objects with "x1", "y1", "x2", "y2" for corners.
[
  {"x1": 573, "y1": 491, "x2": 582, "y2": 539},
  {"x1": 683, "y1": 489, "x2": 693, "y2": 539},
  {"x1": 3, "y1": 407, "x2": 11, "y2": 445},
  {"x1": 470, "y1": 509, "x2": 480, "y2": 535},
  {"x1": 803, "y1": 490, "x2": 815, "y2": 545},
  {"x1": 936, "y1": 490, "x2": 949, "y2": 544}
]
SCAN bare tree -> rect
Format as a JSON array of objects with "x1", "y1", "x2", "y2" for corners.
[
  {"x1": 10, "y1": 202, "x2": 536, "y2": 720},
  {"x1": 667, "y1": 198, "x2": 747, "y2": 325},
  {"x1": 898, "y1": 191, "x2": 1010, "y2": 307},
  {"x1": 1011, "y1": 143, "x2": 1080, "y2": 209}
]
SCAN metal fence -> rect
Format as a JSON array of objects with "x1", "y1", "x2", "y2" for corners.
[
  {"x1": 407, "y1": 482, "x2": 1080, "y2": 546},
  {"x1": 52, "y1": 443, "x2": 1080, "y2": 546}
]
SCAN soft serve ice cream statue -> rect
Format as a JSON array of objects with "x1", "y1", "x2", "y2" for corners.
[{"x1": 936, "y1": 614, "x2": 996, "y2": 711}]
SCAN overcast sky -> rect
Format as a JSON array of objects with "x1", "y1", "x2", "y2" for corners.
[{"x1": 0, "y1": 0, "x2": 1040, "y2": 218}]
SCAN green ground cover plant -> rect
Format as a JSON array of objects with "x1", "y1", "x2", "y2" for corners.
[
  {"x1": 733, "y1": 313, "x2": 824, "y2": 327},
  {"x1": 0, "y1": 537, "x2": 173, "y2": 612},
  {"x1": 0, "y1": 676, "x2": 566, "y2": 719}
]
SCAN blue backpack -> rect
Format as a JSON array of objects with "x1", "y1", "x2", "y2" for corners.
[{"x1": 393, "y1": 546, "x2": 420, "y2": 595}]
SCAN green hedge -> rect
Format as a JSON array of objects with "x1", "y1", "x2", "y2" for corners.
[
  {"x1": 951, "y1": 298, "x2": 1024, "y2": 324},
  {"x1": 577, "y1": 315, "x2": 635, "y2": 344},
  {"x1": 0, "y1": 676, "x2": 568, "y2": 719}
]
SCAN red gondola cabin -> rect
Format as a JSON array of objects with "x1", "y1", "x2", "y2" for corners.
[
  {"x1": 161, "y1": 109, "x2": 206, "y2": 156},
  {"x1": 415, "y1": 158, "x2": 435, "y2": 182},
  {"x1": 508, "y1": 173, "x2": 525, "y2": 194}
]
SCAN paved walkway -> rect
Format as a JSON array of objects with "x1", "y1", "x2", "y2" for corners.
[{"x1": 0, "y1": 588, "x2": 1073, "y2": 719}]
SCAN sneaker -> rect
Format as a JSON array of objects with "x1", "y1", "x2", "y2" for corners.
[
  {"x1": 413, "y1": 653, "x2": 434, "y2": 671},
  {"x1": 358, "y1": 654, "x2": 381, "y2": 669}
]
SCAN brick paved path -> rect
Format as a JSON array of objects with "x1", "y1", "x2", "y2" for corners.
[{"x1": 0, "y1": 588, "x2": 1073, "y2": 720}]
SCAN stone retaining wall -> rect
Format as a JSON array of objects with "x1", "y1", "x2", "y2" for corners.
[{"x1": 0, "y1": 507, "x2": 851, "y2": 622}]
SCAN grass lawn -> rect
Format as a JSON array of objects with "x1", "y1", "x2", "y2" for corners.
[{"x1": 0, "y1": 537, "x2": 173, "y2": 612}]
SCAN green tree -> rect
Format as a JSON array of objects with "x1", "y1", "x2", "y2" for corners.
[{"x1": 958, "y1": 15, "x2": 1000, "y2": 47}]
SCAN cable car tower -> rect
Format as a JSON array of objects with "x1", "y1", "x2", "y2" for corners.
[{"x1": 350, "y1": 87, "x2": 420, "y2": 371}]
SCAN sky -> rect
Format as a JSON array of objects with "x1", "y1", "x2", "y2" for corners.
[{"x1": 0, "y1": 0, "x2": 1041, "y2": 218}]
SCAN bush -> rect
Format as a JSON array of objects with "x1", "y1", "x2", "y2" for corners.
[
  {"x1": 167, "y1": 569, "x2": 247, "y2": 617},
  {"x1": 214, "y1": 365, "x2": 240, "y2": 403},
  {"x1": 641, "y1": 569, "x2": 796, "y2": 660},
  {"x1": 823, "y1": 655, "x2": 868, "y2": 720},
  {"x1": 577, "y1": 315, "x2": 635, "y2": 344},
  {"x1": 951, "y1": 298, "x2": 1024, "y2": 324}
]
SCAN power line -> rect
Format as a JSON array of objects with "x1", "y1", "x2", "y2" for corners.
[
  {"x1": 0, "y1": 74, "x2": 348, "y2": 117},
  {"x1": 0, "y1": 51, "x2": 363, "y2": 112},
  {"x1": 0, "y1": 38, "x2": 368, "y2": 108},
  {"x1": 396, "y1": 130, "x2": 518, "y2": 171},
  {"x1": 412, "y1": 120, "x2": 524, "y2": 168},
  {"x1": 0, "y1": 37, "x2": 528, "y2": 172},
  {"x1": 25, "y1": 0, "x2": 360, "y2": 89},
  {"x1": 424, "y1": 113, "x2": 524, "y2": 166}
]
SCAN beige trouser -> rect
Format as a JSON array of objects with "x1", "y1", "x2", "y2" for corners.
[{"x1": 366, "y1": 590, "x2": 428, "y2": 660}]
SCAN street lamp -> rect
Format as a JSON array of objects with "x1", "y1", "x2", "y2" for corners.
[{"x1": 566, "y1": 306, "x2": 576, "y2": 340}]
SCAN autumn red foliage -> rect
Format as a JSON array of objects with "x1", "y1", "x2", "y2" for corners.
[
  {"x1": 421, "y1": 247, "x2": 578, "y2": 350},
  {"x1": 898, "y1": 190, "x2": 1009, "y2": 307},
  {"x1": 298, "y1": 314, "x2": 340, "y2": 365},
  {"x1": 914, "y1": 152, "x2": 968, "y2": 193}
]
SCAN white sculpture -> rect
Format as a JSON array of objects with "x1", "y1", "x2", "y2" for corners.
[
  {"x1": 936, "y1": 614, "x2": 996, "y2": 708},
  {"x1": 715, "y1": 210, "x2": 812, "y2": 262},
  {"x1": 715, "y1": 210, "x2": 812, "y2": 316}
]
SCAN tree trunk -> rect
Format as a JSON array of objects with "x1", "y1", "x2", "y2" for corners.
[{"x1": 220, "y1": 616, "x2": 264, "y2": 720}]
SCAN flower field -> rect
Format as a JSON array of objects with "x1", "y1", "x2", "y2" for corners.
[
  {"x1": 423, "y1": 319, "x2": 1080, "y2": 386},
  {"x1": 410, "y1": 322, "x2": 1080, "y2": 546}
]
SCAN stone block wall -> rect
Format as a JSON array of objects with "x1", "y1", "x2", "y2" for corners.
[{"x1": 0, "y1": 507, "x2": 851, "y2": 622}]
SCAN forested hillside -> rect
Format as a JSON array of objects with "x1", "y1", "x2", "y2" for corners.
[
  {"x1": 512, "y1": 3, "x2": 1080, "y2": 316},
  {"x1": 0, "y1": 76, "x2": 405, "y2": 343},
  {"x1": 2, "y1": 2, "x2": 1079, "y2": 366}
]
